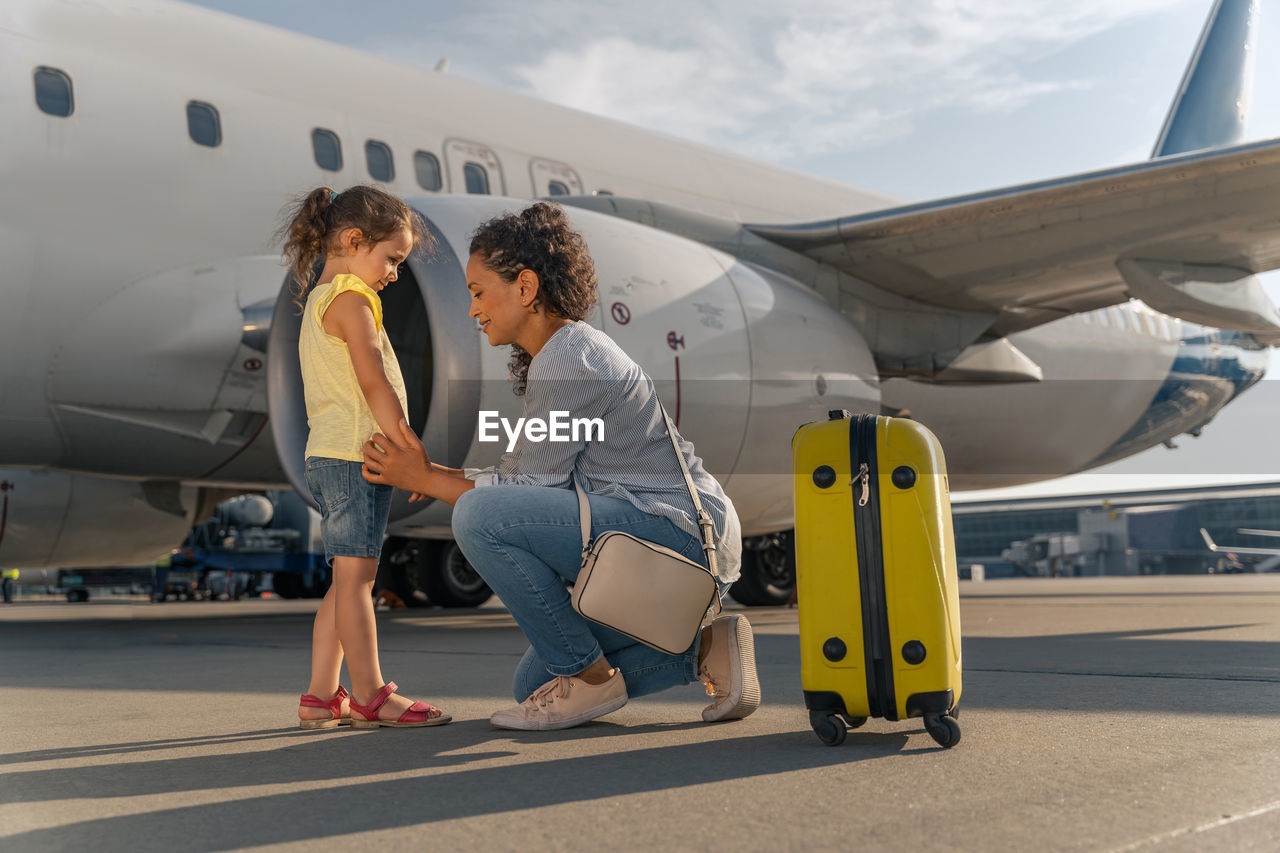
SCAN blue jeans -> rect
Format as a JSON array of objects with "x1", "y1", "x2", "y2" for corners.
[
  {"x1": 452, "y1": 485, "x2": 710, "y2": 702},
  {"x1": 304, "y1": 457, "x2": 392, "y2": 564}
]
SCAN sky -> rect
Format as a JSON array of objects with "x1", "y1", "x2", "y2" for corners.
[{"x1": 185, "y1": 0, "x2": 1280, "y2": 499}]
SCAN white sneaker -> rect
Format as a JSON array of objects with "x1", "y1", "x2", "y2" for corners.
[
  {"x1": 490, "y1": 669, "x2": 628, "y2": 731},
  {"x1": 698, "y1": 614, "x2": 761, "y2": 722}
]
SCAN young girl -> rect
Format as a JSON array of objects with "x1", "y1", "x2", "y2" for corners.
[{"x1": 279, "y1": 185, "x2": 449, "y2": 730}]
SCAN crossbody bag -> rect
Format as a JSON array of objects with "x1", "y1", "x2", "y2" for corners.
[{"x1": 570, "y1": 403, "x2": 722, "y2": 655}]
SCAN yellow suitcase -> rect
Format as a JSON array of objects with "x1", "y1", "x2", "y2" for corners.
[{"x1": 793, "y1": 411, "x2": 962, "y2": 747}]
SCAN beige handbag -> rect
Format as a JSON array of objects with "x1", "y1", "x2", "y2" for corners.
[{"x1": 571, "y1": 404, "x2": 722, "y2": 655}]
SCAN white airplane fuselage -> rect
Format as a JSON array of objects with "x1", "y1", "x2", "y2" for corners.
[{"x1": 0, "y1": 0, "x2": 1267, "y2": 567}]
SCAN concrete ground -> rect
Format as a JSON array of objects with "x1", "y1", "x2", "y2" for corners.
[{"x1": 1, "y1": 575, "x2": 1278, "y2": 852}]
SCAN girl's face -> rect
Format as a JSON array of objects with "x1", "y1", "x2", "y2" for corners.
[
  {"x1": 466, "y1": 253, "x2": 533, "y2": 347},
  {"x1": 345, "y1": 226, "x2": 413, "y2": 292}
]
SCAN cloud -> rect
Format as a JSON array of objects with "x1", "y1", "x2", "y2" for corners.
[{"x1": 501, "y1": 0, "x2": 1189, "y2": 161}]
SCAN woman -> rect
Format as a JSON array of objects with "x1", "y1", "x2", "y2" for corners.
[{"x1": 361, "y1": 202, "x2": 759, "y2": 731}]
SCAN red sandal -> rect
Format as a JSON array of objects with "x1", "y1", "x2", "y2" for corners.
[
  {"x1": 349, "y1": 682, "x2": 451, "y2": 729},
  {"x1": 298, "y1": 685, "x2": 351, "y2": 730}
]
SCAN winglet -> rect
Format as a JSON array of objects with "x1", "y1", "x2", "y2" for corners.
[{"x1": 1153, "y1": 0, "x2": 1259, "y2": 157}]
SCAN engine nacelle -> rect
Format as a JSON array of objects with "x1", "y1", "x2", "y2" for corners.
[
  {"x1": 0, "y1": 469, "x2": 205, "y2": 568},
  {"x1": 32, "y1": 256, "x2": 288, "y2": 487},
  {"x1": 267, "y1": 196, "x2": 879, "y2": 536}
]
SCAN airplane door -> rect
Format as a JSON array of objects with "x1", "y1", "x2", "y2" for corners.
[
  {"x1": 530, "y1": 158, "x2": 584, "y2": 197},
  {"x1": 444, "y1": 139, "x2": 505, "y2": 195}
]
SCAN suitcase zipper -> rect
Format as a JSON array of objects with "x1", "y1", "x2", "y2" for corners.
[{"x1": 851, "y1": 414, "x2": 897, "y2": 720}]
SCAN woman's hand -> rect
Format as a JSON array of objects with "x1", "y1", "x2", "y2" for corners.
[{"x1": 362, "y1": 418, "x2": 432, "y2": 495}]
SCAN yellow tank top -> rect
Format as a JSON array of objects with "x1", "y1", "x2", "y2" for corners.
[{"x1": 300, "y1": 274, "x2": 409, "y2": 462}]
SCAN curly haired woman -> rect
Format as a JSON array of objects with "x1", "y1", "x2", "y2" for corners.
[{"x1": 361, "y1": 202, "x2": 760, "y2": 731}]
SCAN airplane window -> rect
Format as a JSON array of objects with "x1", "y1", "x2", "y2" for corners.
[
  {"x1": 312, "y1": 129, "x2": 342, "y2": 171},
  {"x1": 414, "y1": 151, "x2": 442, "y2": 191},
  {"x1": 33, "y1": 66, "x2": 74, "y2": 117},
  {"x1": 186, "y1": 101, "x2": 222, "y2": 147},
  {"x1": 547, "y1": 180, "x2": 570, "y2": 196},
  {"x1": 463, "y1": 162, "x2": 490, "y2": 195},
  {"x1": 365, "y1": 140, "x2": 394, "y2": 182}
]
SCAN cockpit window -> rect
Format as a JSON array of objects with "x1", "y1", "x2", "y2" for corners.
[{"x1": 34, "y1": 66, "x2": 74, "y2": 117}]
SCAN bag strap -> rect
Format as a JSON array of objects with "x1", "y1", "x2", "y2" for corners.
[{"x1": 657, "y1": 403, "x2": 720, "y2": 582}]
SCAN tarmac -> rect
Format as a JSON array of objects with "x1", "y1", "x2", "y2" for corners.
[{"x1": 1, "y1": 574, "x2": 1277, "y2": 852}]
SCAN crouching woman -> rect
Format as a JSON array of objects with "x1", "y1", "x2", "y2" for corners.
[{"x1": 361, "y1": 202, "x2": 759, "y2": 730}]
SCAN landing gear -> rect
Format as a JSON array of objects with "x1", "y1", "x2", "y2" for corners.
[
  {"x1": 730, "y1": 531, "x2": 796, "y2": 606},
  {"x1": 378, "y1": 537, "x2": 493, "y2": 608},
  {"x1": 417, "y1": 541, "x2": 492, "y2": 608}
]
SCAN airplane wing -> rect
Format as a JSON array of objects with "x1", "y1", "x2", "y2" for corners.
[{"x1": 748, "y1": 137, "x2": 1280, "y2": 340}]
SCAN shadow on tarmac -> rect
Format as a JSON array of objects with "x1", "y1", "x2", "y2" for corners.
[{"x1": 0, "y1": 728, "x2": 913, "y2": 851}]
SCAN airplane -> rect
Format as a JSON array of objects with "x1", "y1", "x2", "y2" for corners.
[
  {"x1": 2, "y1": 0, "x2": 1279, "y2": 606},
  {"x1": 1200, "y1": 527, "x2": 1280, "y2": 570}
]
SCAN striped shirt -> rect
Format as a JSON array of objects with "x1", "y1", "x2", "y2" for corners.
[{"x1": 467, "y1": 321, "x2": 742, "y2": 582}]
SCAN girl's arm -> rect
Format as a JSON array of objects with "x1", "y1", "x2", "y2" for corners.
[{"x1": 324, "y1": 291, "x2": 407, "y2": 441}]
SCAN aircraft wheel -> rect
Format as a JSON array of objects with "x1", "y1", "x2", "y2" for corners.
[
  {"x1": 66, "y1": 588, "x2": 89, "y2": 603},
  {"x1": 419, "y1": 541, "x2": 492, "y2": 608},
  {"x1": 730, "y1": 531, "x2": 796, "y2": 606}
]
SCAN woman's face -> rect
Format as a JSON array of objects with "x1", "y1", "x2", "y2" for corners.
[{"x1": 466, "y1": 253, "x2": 530, "y2": 346}]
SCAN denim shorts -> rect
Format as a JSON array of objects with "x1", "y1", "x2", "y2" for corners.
[{"x1": 304, "y1": 457, "x2": 392, "y2": 564}]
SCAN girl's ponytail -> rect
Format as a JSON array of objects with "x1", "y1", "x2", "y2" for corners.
[
  {"x1": 275, "y1": 185, "x2": 430, "y2": 310},
  {"x1": 278, "y1": 187, "x2": 336, "y2": 308}
]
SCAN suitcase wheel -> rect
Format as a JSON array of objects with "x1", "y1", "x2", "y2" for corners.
[
  {"x1": 840, "y1": 713, "x2": 867, "y2": 729},
  {"x1": 809, "y1": 710, "x2": 847, "y2": 746},
  {"x1": 924, "y1": 712, "x2": 961, "y2": 748}
]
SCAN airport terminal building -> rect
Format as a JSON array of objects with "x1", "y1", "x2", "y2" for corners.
[{"x1": 952, "y1": 482, "x2": 1280, "y2": 576}]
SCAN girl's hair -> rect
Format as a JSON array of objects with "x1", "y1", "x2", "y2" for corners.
[
  {"x1": 276, "y1": 184, "x2": 431, "y2": 307},
  {"x1": 469, "y1": 202, "x2": 598, "y2": 394}
]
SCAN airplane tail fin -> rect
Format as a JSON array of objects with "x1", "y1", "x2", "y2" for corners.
[{"x1": 1152, "y1": 0, "x2": 1259, "y2": 158}]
